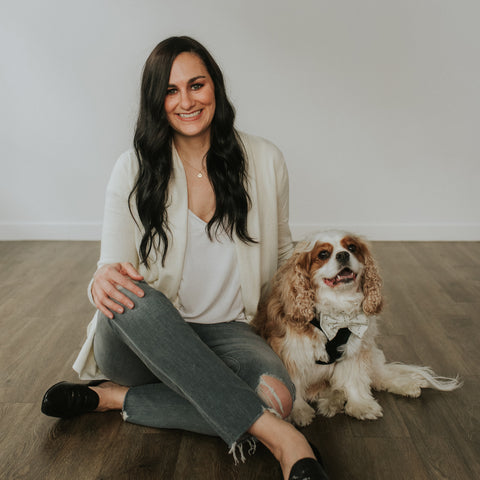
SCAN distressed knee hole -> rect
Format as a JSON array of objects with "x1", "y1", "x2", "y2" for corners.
[{"x1": 257, "y1": 375, "x2": 293, "y2": 419}]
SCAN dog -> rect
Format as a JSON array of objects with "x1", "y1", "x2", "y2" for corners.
[{"x1": 252, "y1": 230, "x2": 461, "y2": 426}]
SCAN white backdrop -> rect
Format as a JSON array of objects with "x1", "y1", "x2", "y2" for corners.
[{"x1": 1, "y1": 0, "x2": 479, "y2": 241}]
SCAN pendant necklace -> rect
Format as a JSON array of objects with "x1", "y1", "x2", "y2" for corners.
[{"x1": 181, "y1": 156, "x2": 207, "y2": 179}]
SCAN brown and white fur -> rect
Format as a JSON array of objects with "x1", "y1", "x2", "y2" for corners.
[{"x1": 252, "y1": 230, "x2": 461, "y2": 426}]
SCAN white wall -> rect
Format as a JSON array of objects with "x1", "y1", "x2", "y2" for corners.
[{"x1": 1, "y1": 0, "x2": 479, "y2": 241}]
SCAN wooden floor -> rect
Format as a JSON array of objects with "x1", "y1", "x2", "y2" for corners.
[{"x1": 0, "y1": 241, "x2": 479, "y2": 480}]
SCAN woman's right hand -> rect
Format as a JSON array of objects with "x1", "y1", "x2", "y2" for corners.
[{"x1": 91, "y1": 262, "x2": 145, "y2": 319}]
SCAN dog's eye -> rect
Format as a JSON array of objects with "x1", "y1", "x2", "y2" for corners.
[
  {"x1": 318, "y1": 250, "x2": 331, "y2": 260},
  {"x1": 347, "y1": 244, "x2": 357, "y2": 253}
]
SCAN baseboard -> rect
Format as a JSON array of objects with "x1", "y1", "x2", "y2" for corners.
[
  {"x1": 1, "y1": 222, "x2": 479, "y2": 241},
  {"x1": 0, "y1": 223, "x2": 102, "y2": 241},
  {"x1": 291, "y1": 223, "x2": 480, "y2": 242}
]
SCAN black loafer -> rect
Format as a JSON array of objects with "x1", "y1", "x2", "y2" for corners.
[
  {"x1": 288, "y1": 442, "x2": 329, "y2": 480},
  {"x1": 41, "y1": 381, "x2": 101, "y2": 418},
  {"x1": 288, "y1": 458, "x2": 329, "y2": 480}
]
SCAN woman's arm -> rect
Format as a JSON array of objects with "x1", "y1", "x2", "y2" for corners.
[{"x1": 90, "y1": 151, "x2": 145, "y2": 319}]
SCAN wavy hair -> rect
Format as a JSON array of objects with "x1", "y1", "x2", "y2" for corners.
[{"x1": 129, "y1": 36, "x2": 255, "y2": 267}]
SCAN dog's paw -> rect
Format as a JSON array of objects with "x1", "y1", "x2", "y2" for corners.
[
  {"x1": 316, "y1": 390, "x2": 346, "y2": 418},
  {"x1": 382, "y1": 377, "x2": 423, "y2": 398},
  {"x1": 345, "y1": 399, "x2": 383, "y2": 420},
  {"x1": 289, "y1": 403, "x2": 316, "y2": 427},
  {"x1": 391, "y1": 383, "x2": 422, "y2": 398}
]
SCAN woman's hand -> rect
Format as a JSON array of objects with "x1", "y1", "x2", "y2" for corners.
[{"x1": 92, "y1": 262, "x2": 145, "y2": 319}]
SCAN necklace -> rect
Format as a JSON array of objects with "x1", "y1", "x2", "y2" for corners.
[{"x1": 181, "y1": 156, "x2": 207, "y2": 179}]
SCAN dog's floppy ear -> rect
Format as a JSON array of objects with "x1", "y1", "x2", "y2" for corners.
[
  {"x1": 359, "y1": 242, "x2": 383, "y2": 315},
  {"x1": 277, "y1": 248, "x2": 317, "y2": 323}
]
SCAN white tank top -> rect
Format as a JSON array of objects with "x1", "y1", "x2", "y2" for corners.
[{"x1": 177, "y1": 210, "x2": 246, "y2": 324}]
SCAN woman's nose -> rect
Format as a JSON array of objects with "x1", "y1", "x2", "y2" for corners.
[{"x1": 179, "y1": 90, "x2": 195, "y2": 110}]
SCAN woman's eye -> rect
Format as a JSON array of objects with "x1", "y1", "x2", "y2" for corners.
[
  {"x1": 191, "y1": 83, "x2": 203, "y2": 91},
  {"x1": 347, "y1": 244, "x2": 357, "y2": 253},
  {"x1": 318, "y1": 250, "x2": 331, "y2": 260},
  {"x1": 166, "y1": 88, "x2": 177, "y2": 95}
]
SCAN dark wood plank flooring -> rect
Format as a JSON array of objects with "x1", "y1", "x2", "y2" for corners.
[{"x1": 0, "y1": 241, "x2": 479, "y2": 479}]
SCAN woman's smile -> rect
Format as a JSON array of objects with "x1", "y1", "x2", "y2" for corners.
[{"x1": 177, "y1": 109, "x2": 203, "y2": 120}]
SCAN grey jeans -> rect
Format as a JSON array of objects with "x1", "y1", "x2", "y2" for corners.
[{"x1": 92, "y1": 281, "x2": 294, "y2": 449}]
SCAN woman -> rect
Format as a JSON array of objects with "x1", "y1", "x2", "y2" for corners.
[{"x1": 41, "y1": 36, "x2": 329, "y2": 480}]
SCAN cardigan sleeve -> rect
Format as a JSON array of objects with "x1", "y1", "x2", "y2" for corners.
[
  {"x1": 87, "y1": 150, "x2": 140, "y2": 305},
  {"x1": 98, "y1": 150, "x2": 139, "y2": 269},
  {"x1": 274, "y1": 149, "x2": 294, "y2": 266}
]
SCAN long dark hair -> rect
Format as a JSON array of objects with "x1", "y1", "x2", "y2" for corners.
[{"x1": 130, "y1": 36, "x2": 255, "y2": 267}]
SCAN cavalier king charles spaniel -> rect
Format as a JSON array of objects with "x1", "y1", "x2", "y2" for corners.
[{"x1": 253, "y1": 230, "x2": 461, "y2": 426}]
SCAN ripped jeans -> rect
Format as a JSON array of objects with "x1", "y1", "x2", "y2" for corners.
[{"x1": 92, "y1": 281, "x2": 295, "y2": 452}]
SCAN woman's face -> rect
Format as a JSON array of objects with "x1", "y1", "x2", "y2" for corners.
[{"x1": 164, "y1": 52, "x2": 216, "y2": 141}]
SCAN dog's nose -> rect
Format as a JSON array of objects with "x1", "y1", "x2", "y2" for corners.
[{"x1": 336, "y1": 251, "x2": 350, "y2": 264}]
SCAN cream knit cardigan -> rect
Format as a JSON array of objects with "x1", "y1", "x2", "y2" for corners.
[{"x1": 73, "y1": 132, "x2": 293, "y2": 380}]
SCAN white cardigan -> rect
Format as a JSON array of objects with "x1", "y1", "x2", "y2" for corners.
[{"x1": 73, "y1": 132, "x2": 293, "y2": 380}]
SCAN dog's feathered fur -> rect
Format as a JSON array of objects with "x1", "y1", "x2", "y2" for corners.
[{"x1": 253, "y1": 230, "x2": 461, "y2": 425}]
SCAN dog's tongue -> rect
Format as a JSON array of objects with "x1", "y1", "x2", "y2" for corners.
[
  {"x1": 338, "y1": 268, "x2": 354, "y2": 280},
  {"x1": 324, "y1": 268, "x2": 355, "y2": 287}
]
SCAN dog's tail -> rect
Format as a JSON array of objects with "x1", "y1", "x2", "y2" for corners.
[
  {"x1": 373, "y1": 362, "x2": 462, "y2": 396},
  {"x1": 401, "y1": 364, "x2": 462, "y2": 391}
]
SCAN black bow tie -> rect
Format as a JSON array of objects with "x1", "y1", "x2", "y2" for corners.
[{"x1": 310, "y1": 317, "x2": 351, "y2": 365}]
